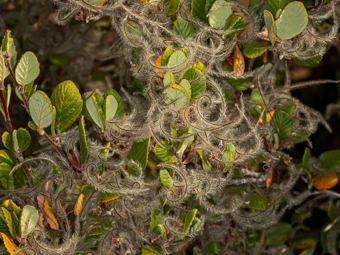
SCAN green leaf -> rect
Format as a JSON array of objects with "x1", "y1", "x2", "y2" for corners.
[
  {"x1": 48, "y1": 53, "x2": 69, "y2": 66},
  {"x1": 0, "y1": 84, "x2": 11, "y2": 114},
  {"x1": 179, "y1": 65, "x2": 206, "y2": 100},
  {"x1": 28, "y1": 121, "x2": 38, "y2": 131},
  {"x1": 247, "y1": 194, "x2": 269, "y2": 211},
  {"x1": 275, "y1": 1, "x2": 308, "y2": 40},
  {"x1": 157, "y1": 224, "x2": 166, "y2": 240},
  {"x1": 203, "y1": 242, "x2": 219, "y2": 255},
  {"x1": 0, "y1": 150, "x2": 15, "y2": 165},
  {"x1": 178, "y1": 79, "x2": 192, "y2": 101},
  {"x1": 1, "y1": 207, "x2": 14, "y2": 236},
  {"x1": 319, "y1": 149, "x2": 340, "y2": 170},
  {"x1": 84, "y1": 93, "x2": 105, "y2": 130},
  {"x1": 50, "y1": 106, "x2": 56, "y2": 136},
  {"x1": 51, "y1": 80, "x2": 83, "y2": 132},
  {"x1": 141, "y1": 244, "x2": 166, "y2": 255},
  {"x1": 328, "y1": 201, "x2": 337, "y2": 221},
  {"x1": 249, "y1": 88, "x2": 264, "y2": 116},
  {"x1": 154, "y1": 142, "x2": 177, "y2": 163},
  {"x1": 265, "y1": 223, "x2": 292, "y2": 246},
  {"x1": 183, "y1": 208, "x2": 198, "y2": 234},
  {"x1": 125, "y1": 20, "x2": 144, "y2": 38},
  {"x1": 105, "y1": 95, "x2": 118, "y2": 121},
  {"x1": 98, "y1": 192, "x2": 121, "y2": 203},
  {"x1": 2, "y1": 200, "x2": 21, "y2": 217},
  {"x1": 299, "y1": 248, "x2": 316, "y2": 255},
  {"x1": 224, "y1": 14, "x2": 245, "y2": 39},
  {"x1": 295, "y1": 56, "x2": 323, "y2": 67},
  {"x1": 15, "y1": 51, "x2": 40, "y2": 86},
  {"x1": 79, "y1": 116, "x2": 88, "y2": 164},
  {"x1": 291, "y1": 234, "x2": 318, "y2": 249},
  {"x1": 191, "y1": 0, "x2": 214, "y2": 23},
  {"x1": 265, "y1": 0, "x2": 290, "y2": 15},
  {"x1": 1, "y1": 30, "x2": 17, "y2": 80},
  {"x1": 20, "y1": 205, "x2": 39, "y2": 238},
  {"x1": 150, "y1": 209, "x2": 161, "y2": 232},
  {"x1": 104, "y1": 89, "x2": 124, "y2": 118},
  {"x1": 270, "y1": 110, "x2": 293, "y2": 141},
  {"x1": 302, "y1": 147, "x2": 311, "y2": 168},
  {"x1": 174, "y1": 18, "x2": 197, "y2": 39},
  {"x1": 15, "y1": 82, "x2": 36, "y2": 102},
  {"x1": 249, "y1": 0, "x2": 261, "y2": 8},
  {"x1": 242, "y1": 41, "x2": 270, "y2": 59},
  {"x1": 0, "y1": 54, "x2": 6, "y2": 83},
  {"x1": 302, "y1": 148, "x2": 312, "y2": 180},
  {"x1": 163, "y1": 71, "x2": 175, "y2": 87},
  {"x1": 128, "y1": 137, "x2": 151, "y2": 173},
  {"x1": 0, "y1": 85, "x2": 11, "y2": 112},
  {"x1": 1, "y1": 132, "x2": 12, "y2": 151},
  {"x1": 12, "y1": 128, "x2": 31, "y2": 152},
  {"x1": 226, "y1": 77, "x2": 249, "y2": 91},
  {"x1": 198, "y1": 151, "x2": 212, "y2": 171},
  {"x1": 161, "y1": 46, "x2": 173, "y2": 66},
  {"x1": 163, "y1": 84, "x2": 188, "y2": 109},
  {"x1": 222, "y1": 143, "x2": 235, "y2": 170},
  {"x1": 263, "y1": 10, "x2": 276, "y2": 45},
  {"x1": 280, "y1": 103, "x2": 295, "y2": 116},
  {"x1": 167, "y1": 50, "x2": 187, "y2": 72},
  {"x1": 207, "y1": 0, "x2": 232, "y2": 30},
  {"x1": 165, "y1": 0, "x2": 181, "y2": 15},
  {"x1": 29, "y1": 91, "x2": 53, "y2": 129},
  {"x1": 159, "y1": 169, "x2": 173, "y2": 188},
  {"x1": 177, "y1": 133, "x2": 194, "y2": 157}
]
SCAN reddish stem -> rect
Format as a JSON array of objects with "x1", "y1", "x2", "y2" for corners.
[
  {"x1": 0, "y1": 81, "x2": 13, "y2": 132},
  {"x1": 42, "y1": 131, "x2": 81, "y2": 173},
  {"x1": 0, "y1": 81, "x2": 33, "y2": 187}
]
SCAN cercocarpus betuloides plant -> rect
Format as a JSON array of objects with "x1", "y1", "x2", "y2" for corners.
[{"x1": 0, "y1": 0, "x2": 340, "y2": 254}]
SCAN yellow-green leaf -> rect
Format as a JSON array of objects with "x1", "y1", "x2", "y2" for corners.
[
  {"x1": 20, "y1": 205, "x2": 39, "y2": 238},
  {"x1": 51, "y1": 80, "x2": 83, "y2": 132}
]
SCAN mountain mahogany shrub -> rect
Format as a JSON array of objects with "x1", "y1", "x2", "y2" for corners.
[{"x1": 0, "y1": 0, "x2": 339, "y2": 254}]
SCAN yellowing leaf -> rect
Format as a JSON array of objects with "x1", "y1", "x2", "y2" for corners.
[
  {"x1": 2, "y1": 200, "x2": 21, "y2": 216},
  {"x1": 153, "y1": 56, "x2": 164, "y2": 78},
  {"x1": 99, "y1": 0, "x2": 107, "y2": 6},
  {"x1": 233, "y1": 45, "x2": 245, "y2": 77},
  {"x1": 98, "y1": 192, "x2": 121, "y2": 203},
  {"x1": 259, "y1": 110, "x2": 275, "y2": 125},
  {"x1": 0, "y1": 233, "x2": 22, "y2": 255},
  {"x1": 74, "y1": 193, "x2": 85, "y2": 216},
  {"x1": 313, "y1": 173, "x2": 339, "y2": 190},
  {"x1": 257, "y1": 28, "x2": 280, "y2": 43}
]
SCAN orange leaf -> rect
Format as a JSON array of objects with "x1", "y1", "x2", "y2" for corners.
[
  {"x1": 74, "y1": 193, "x2": 85, "y2": 216},
  {"x1": 37, "y1": 195, "x2": 59, "y2": 230},
  {"x1": 0, "y1": 233, "x2": 19, "y2": 255},
  {"x1": 39, "y1": 212, "x2": 45, "y2": 228},
  {"x1": 153, "y1": 55, "x2": 164, "y2": 78},
  {"x1": 99, "y1": 0, "x2": 107, "y2": 6},
  {"x1": 233, "y1": 45, "x2": 245, "y2": 77},
  {"x1": 264, "y1": 166, "x2": 273, "y2": 188},
  {"x1": 313, "y1": 173, "x2": 339, "y2": 190}
]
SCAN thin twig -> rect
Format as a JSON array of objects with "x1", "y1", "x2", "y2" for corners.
[{"x1": 266, "y1": 80, "x2": 340, "y2": 94}]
